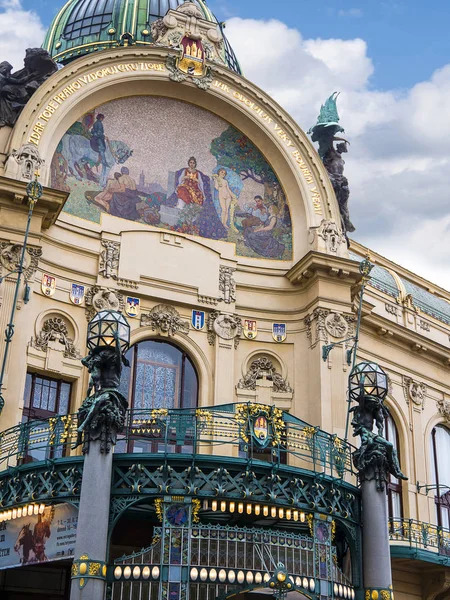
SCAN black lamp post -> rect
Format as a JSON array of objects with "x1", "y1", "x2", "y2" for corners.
[
  {"x1": 349, "y1": 360, "x2": 406, "y2": 600},
  {"x1": 0, "y1": 174, "x2": 42, "y2": 413},
  {"x1": 71, "y1": 309, "x2": 130, "y2": 598}
]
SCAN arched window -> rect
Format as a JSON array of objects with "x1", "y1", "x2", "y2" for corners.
[
  {"x1": 384, "y1": 413, "x2": 403, "y2": 520},
  {"x1": 431, "y1": 426, "x2": 450, "y2": 528},
  {"x1": 118, "y1": 340, "x2": 198, "y2": 453}
]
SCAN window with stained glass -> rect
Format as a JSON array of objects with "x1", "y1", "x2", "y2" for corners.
[{"x1": 118, "y1": 340, "x2": 198, "y2": 453}]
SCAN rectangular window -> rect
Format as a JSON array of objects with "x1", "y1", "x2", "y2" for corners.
[{"x1": 21, "y1": 373, "x2": 72, "y2": 463}]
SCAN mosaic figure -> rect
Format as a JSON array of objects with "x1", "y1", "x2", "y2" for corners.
[{"x1": 51, "y1": 97, "x2": 293, "y2": 260}]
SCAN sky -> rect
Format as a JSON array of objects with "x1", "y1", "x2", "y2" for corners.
[{"x1": 2, "y1": 0, "x2": 450, "y2": 289}]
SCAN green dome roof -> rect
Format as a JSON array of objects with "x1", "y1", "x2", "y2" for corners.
[{"x1": 43, "y1": 0, "x2": 241, "y2": 73}]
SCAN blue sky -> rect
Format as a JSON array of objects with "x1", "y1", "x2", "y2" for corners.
[
  {"x1": 26, "y1": 0, "x2": 450, "y2": 92},
  {"x1": 3, "y1": 0, "x2": 450, "y2": 288}
]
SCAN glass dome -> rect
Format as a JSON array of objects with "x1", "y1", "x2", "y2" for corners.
[{"x1": 43, "y1": 0, "x2": 242, "y2": 73}]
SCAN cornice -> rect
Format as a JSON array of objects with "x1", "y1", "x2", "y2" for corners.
[
  {"x1": 0, "y1": 175, "x2": 67, "y2": 229},
  {"x1": 286, "y1": 251, "x2": 362, "y2": 288},
  {"x1": 361, "y1": 310, "x2": 450, "y2": 367}
]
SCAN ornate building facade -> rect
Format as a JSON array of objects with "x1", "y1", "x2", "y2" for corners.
[{"x1": 0, "y1": 1, "x2": 448, "y2": 599}]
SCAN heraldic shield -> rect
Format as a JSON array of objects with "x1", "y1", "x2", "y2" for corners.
[{"x1": 251, "y1": 413, "x2": 272, "y2": 448}]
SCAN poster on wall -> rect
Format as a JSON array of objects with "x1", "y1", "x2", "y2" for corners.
[
  {"x1": 0, "y1": 503, "x2": 78, "y2": 570},
  {"x1": 51, "y1": 97, "x2": 293, "y2": 261}
]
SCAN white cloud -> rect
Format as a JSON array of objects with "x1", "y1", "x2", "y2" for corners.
[
  {"x1": 0, "y1": 0, "x2": 46, "y2": 70},
  {"x1": 225, "y1": 17, "x2": 450, "y2": 290}
]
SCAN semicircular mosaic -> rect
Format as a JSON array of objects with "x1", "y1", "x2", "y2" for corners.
[{"x1": 51, "y1": 96, "x2": 293, "y2": 260}]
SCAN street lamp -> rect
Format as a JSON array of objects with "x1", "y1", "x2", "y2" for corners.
[
  {"x1": 349, "y1": 361, "x2": 388, "y2": 403},
  {"x1": 0, "y1": 173, "x2": 43, "y2": 413},
  {"x1": 86, "y1": 309, "x2": 130, "y2": 354}
]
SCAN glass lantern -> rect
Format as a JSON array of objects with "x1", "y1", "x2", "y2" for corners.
[
  {"x1": 86, "y1": 310, "x2": 130, "y2": 354},
  {"x1": 349, "y1": 361, "x2": 388, "y2": 402}
]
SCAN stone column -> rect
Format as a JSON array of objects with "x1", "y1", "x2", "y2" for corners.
[
  {"x1": 70, "y1": 443, "x2": 111, "y2": 599},
  {"x1": 361, "y1": 474, "x2": 393, "y2": 597}
]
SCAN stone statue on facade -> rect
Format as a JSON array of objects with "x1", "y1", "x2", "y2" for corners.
[
  {"x1": 308, "y1": 92, "x2": 355, "y2": 236},
  {"x1": 74, "y1": 337, "x2": 129, "y2": 454},
  {"x1": 0, "y1": 48, "x2": 58, "y2": 128},
  {"x1": 350, "y1": 389, "x2": 407, "y2": 491}
]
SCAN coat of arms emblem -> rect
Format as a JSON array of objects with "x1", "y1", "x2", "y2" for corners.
[
  {"x1": 272, "y1": 323, "x2": 287, "y2": 343},
  {"x1": 243, "y1": 319, "x2": 258, "y2": 340},
  {"x1": 126, "y1": 297, "x2": 140, "y2": 318},
  {"x1": 70, "y1": 284, "x2": 85, "y2": 305},
  {"x1": 154, "y1": 2, "x2": 226, "y2": 90},
  {"x1": 191, "y1": 310, "x2": 205, "y2": 330},
  {"x1": 251, "y1": 414, "x2": 271, "y2": 448},
  {"x1": 41, "y1": 274, "x2": 56, "y2": 297}
]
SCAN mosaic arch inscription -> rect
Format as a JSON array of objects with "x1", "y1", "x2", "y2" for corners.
[{"x1": 51, "y1": 97, "x2": 293, "y2": 260}]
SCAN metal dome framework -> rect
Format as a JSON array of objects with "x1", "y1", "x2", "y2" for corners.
[{"x1": 44, "y1": 0, "x2": 242, "y2": 74}]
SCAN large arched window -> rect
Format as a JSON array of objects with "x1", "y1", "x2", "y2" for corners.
[
  {"x1": 431, "y1": 426, "x2": 450, "y2": 528},
  {"x1": 117, "y1": 340, "x2": 198, "y2": 453},
  {"x1": 385, "y1": 413, "x2": 403, "y2": 520}
]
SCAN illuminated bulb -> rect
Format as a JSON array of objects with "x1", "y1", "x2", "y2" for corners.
[
  {"x1": 28, "y1": 505, "x2": 33, "y2": 516},
  {"x1": 17, "y1": 508, "x2": 22, "y2": 518},
  {"x1": 39, "y1": 504, "x2": 45, "y2": 514},
  {"x1": 221, "y1": 501, "x2": 226, "y2": 512},
  {"x1": 271, "y1": 507, "x2": 277, "y2": 518},
  {"x1": 278, "y1": 508, "x2": 284, "y2": 519},
  {"x1": 12, "y1": 509, "x2": 17, "y2": 519},
  {"x1": 238, "y1": 503, "x2": 244, "y2": 514},
  {"x1": 293, "y1": 510, "x2": 299, "y2": 521},
  {"x1": 7, "y1": 511, "x2": 12, "y2": 520},
  {"x1": 33, "y1": 505, "x2": 39, "y2": 515},
  {"x1": 286, "y1": 509, "x2": 291, "y2": 520},
  {"x1": 229, "y1": 502, "x2": 235, "y2": 513},
  {"x1": 300, "y1": 512, "x2": 306, "y2": 522},
  {"x1": 246, "y1": 504, "x2": 252, "y2": 515},
  {"x1": 263, "y1": 506, "x2": 269, "y2": 516},
  {"x1": 211, "y1": 500, "x2": 217, "y2": 512},
  {"x1": 254, "y1": 505, "x2": 261, "y2": 516}
]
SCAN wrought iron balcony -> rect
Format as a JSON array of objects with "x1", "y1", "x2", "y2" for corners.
[
  {"x1": 0, "y1": 403, "x2": 355, "y2": 479},
  {"x1": 389, "y1": 518, "x2": 450, "y2": 559}
]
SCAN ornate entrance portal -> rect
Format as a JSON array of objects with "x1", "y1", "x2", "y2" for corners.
[{"x1": 110, "y1": 498, "x2": 354, "y2": 600}]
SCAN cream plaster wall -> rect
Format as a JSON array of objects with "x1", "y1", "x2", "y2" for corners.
[{"x1": 0, "y1": 46, "x2": 449, "y2": 595}]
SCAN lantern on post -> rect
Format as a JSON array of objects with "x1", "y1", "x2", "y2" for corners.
[
  {"x1": 86, "y1": 309, "x2": 130, "y2": 355},
  {"x1": 349, "y1": 361, "x2": 388, "y2": 403},
  {"x1": 74, "y1": 310, "x2": 131, "y2": 455}
]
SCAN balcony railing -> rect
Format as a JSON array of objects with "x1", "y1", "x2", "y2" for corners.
[
  {"x1": 389, "y1": 518, "x2": 450, "y2": 557},
  {"x1": 0, "y1": 403, "x2": 355, "y2": 479}
]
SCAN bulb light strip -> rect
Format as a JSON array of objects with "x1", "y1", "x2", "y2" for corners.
[
  {"x1": 202, "y1": 500, "x2": 307, "y2": 522},
  {"x1": 0, "y1": 503, "x2": 46, "y2": 522}
]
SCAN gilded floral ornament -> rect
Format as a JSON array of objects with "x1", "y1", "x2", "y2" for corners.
[
  {"x1": 154, "y1": 498, "x2": 164, "y2": 523},
  {"x1": 234, "y1": 403, "x2": 285, "y2": 447}
]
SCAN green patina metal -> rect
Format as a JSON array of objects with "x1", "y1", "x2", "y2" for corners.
[
  {"x1": 42, "y1": 0, "x2": 242, "y2": 73},
  {"x1": 110, "y1": 519, "x2": 356, "y2": 600}
]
